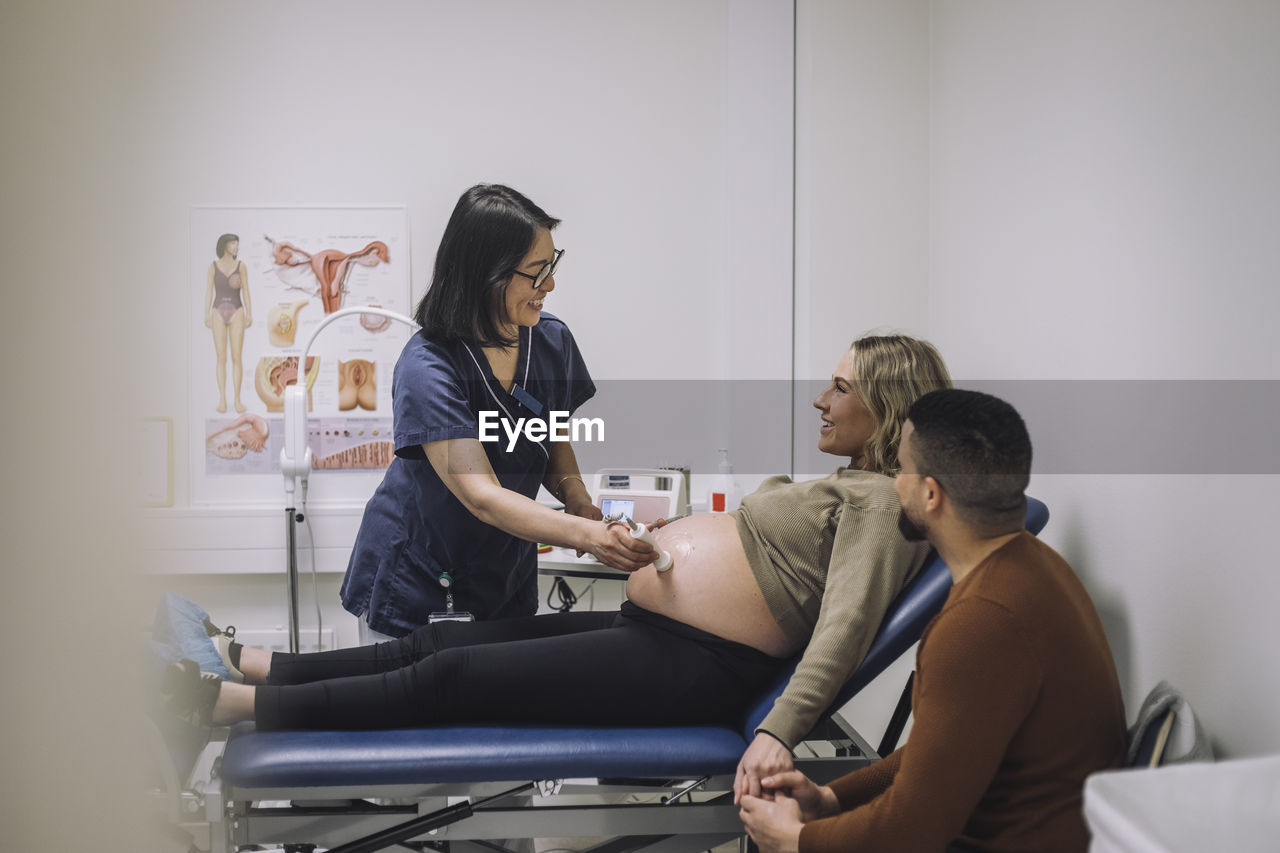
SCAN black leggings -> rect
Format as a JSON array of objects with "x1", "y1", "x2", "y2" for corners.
[{"x1": 256, "y1": 603, "x2": 787, "y2": 731}]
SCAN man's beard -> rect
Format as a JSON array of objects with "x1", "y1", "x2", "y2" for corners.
[{"x1": 897, "y1": 506, "x2": 928, "y2": 542}]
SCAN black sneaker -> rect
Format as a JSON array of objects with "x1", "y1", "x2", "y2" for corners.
[
  {"x1": 162, "y1": 659, "x2": 223, "y2": 727},
  {"x1": 203, "y1": 618, "x2": 245, "y2": 683}
]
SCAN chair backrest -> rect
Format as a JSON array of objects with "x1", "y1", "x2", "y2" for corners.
[
  {"x1": 1125, "y1": 681, "x2": 1215, "y2": 768},
  {"x1": 741, "y1": 496, "x2": 1050, "y2": 739},
  {"x1": 1129, "y1": 709, "x2": 1176, "y2": 769}
]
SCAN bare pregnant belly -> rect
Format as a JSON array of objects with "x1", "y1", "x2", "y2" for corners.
[{"x1": 625, "y1": 513, "x2": 796, "y2": 658}]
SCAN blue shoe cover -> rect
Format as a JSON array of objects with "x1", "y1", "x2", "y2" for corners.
[{"x1": 151, "y1": 592, "x2": 230, "y2": 680}]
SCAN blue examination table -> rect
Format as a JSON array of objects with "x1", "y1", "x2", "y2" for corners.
[{"x1": 172, "y1": 500, "x2": 1049, "y2": 852}]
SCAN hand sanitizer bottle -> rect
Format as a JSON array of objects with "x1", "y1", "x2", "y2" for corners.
[{"x1": 706, "y1": 449, "x2": 742, "y2": 513}]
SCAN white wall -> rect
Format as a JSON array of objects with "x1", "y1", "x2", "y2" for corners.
[
  {"x1": 926, "y1": 0, "x2": 1280, "y2": 757},
  {"x1": 794, "y1": 0, "x2": 930, "y2": 380},
  {"x1": 801, "y1": 0, "x2": 1280, "y2": 758}
]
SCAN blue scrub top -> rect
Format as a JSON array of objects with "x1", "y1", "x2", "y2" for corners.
[{"x1": 340, "y1": 313, "x2": 596, "y2": 636}]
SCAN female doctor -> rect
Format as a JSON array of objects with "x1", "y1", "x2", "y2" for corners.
[{"x1": 341, "y1": 185, "x2": 655, "y2": 639}]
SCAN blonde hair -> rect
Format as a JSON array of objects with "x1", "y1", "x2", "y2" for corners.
[{"x1": 849, "y1": 334, "x2": 952, "y2": 476}]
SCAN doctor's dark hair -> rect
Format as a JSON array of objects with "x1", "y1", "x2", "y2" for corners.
[
  {"x1": 415, "y1": 184, "x2": 560, "y2": 347},
  {"x1": 849, "y1": 335, "x2": 952, "y2": 477},
  {"x1": 905, "y1": 389, "x2": 1032, "y2": 535}
]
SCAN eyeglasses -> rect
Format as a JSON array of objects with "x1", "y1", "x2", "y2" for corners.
[{"x1": 512, "y1": 248, "x2": 564, "y2": 290}]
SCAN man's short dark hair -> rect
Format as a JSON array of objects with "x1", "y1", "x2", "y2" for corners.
[{"x1": 906, "y1": 389, "x2": 1032, "y2": 535}]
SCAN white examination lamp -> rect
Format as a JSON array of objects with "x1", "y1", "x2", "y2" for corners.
[{"x1": 280, "y1": 305, "x2": 420, "y2": 652}]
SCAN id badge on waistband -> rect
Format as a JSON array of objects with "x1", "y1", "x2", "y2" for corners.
[
  {"x1": 430, "y1": 570, "x2": 474, "y2": 623},
  {"x1": 428, "y1": 611, "x2": 474, "y2": 623}
]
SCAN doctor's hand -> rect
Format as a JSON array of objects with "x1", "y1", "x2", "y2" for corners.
[
  {"x1": 735, "y1": 732, "x2": 795, "y2": 804},
  {"x1": 739, "y1": 791, "x2": 804, "y2": 853},
  {"x1": 579, "y1": 521, "x2": 656, "y2": 572}
]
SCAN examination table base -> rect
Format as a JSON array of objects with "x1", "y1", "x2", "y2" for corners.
[{"x1": 193, "y1": 720, "x2": 874, "y2": 853}]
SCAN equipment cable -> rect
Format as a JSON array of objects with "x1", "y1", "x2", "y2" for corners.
[
  {"x1": 546, "y1": 576, "x2": 596, "y2": 613},
  {"x1": 301, "y1": 499, "x2": 323, "y2": 651}
]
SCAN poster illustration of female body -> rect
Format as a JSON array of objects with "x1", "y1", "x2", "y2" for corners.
[
  {"x1": 189, "y1": 207, "x2": 410, "y2": 504},
  {"x1": 265, "y1": 237, "x2": 390, "y2": 314},
  {"x1": 203, "y1": 233, "x2": 253, "y2": 413}
]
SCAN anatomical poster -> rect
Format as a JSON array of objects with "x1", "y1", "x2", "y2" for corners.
[{"x1": 189, "y1": 206, "x2": 413, "y2": 505}]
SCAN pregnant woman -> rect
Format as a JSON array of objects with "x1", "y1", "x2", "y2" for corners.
[{"x1": 167, "y1": 334, "x2": 952, "y2": 798}]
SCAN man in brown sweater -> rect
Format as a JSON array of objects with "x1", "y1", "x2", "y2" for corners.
[{"x1": 740, "y1": 389, "x2": 1126, "y2": 852}]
